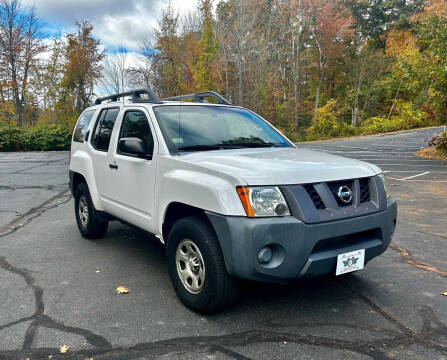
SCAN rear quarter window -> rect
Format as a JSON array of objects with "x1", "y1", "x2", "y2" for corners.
[{"x1": 73, "y1": 110, "x2": 96, "y2": 143}]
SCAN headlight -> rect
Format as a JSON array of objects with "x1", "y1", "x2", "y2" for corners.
[
  {"x1": 379, "y1": 173, "x2": 390, "y2": 199},
  {"x1": 236, "y1": 186, "x2": 290, "y2": 217}
]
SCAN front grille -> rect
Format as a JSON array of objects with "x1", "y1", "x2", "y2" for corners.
[
  {"x1": 280, "y1": 176, "x2": 381, "y2": 224},
  {"x1": 359, "y1": 178, "x2": 371, "y2": 203},
  {"x1": 303, "y1": 184, "x2": 326, "y2": 209},
  {"x1": 327, "y1": 180, "x2": 354, "y2": 207}
]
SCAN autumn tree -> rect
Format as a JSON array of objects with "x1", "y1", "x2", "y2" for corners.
[
  {"x1": 38, "y1": 38, "x2": 65, "y2": 110},
  {"x1": 0, "y1": 0, "x2": 44, "y2": 125},
  {"x1": 153, "y1": 3, "x2": 182, "y2": 97},
  {"x1": 309, "y1": 0, "x2": 353, "y2": 121},
  {"x1": 59, "y1": 21, "x2": 105, "y2": 118}
]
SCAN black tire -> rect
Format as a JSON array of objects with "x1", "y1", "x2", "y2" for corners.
[
  {"x1": 74, "y1": 182, "x2": 108, "y2": 239},
  {"x1": 166, "y1": 216, "x2": 239, "y2": 313}
]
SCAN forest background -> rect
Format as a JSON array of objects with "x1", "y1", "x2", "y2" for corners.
[{"x1": 0, "y1": 0, "x2": 446, "y2": 151}]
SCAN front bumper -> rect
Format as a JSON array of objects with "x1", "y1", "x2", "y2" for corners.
[{"x1": 206, "y1": 198, "x2": 397, "y2": 282}]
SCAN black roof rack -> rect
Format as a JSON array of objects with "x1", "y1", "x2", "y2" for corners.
[
  {"x1": 163, "y1": 91, "x2": 232, "y2": 105},
  {"x1": 94, "y1": 88, "x2": 162, "y2": 105}
]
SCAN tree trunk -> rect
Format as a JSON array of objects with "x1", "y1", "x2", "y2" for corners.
[
  {"x1": 313, "y1": 69, "x2": 324, "y2": 123},
  {"x1": 237, "y1": 63, "x2": 243, "y2": 105},
  {"x1": 388, "y1": 83, "x2": 401, "y2": 120}
]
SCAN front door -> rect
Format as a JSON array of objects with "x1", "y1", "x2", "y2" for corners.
[{"x1": 104, "y1": 108, "x2": 157, "y2": 232}]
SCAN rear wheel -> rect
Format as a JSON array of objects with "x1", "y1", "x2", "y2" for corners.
[
  {"x1": 167, "y1": 216, "x2": 239, "y2": 313},
  {"x1": 74, "y1": 182, "x2": 108, "y2": 239}
]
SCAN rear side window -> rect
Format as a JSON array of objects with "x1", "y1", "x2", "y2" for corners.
[
  {"x1": 118, "y1": 111, "x2": 154, "y2": 156},
  {"x1": 92, "y1": 108, "x2": 120, "y2": 151},
  {"x1": 73, "y1": 110, "x2": 95, "y2": 143}
]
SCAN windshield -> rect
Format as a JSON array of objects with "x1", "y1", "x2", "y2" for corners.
[{"x1": 153, "y1": 105, "x2": 291, "y2": 153}]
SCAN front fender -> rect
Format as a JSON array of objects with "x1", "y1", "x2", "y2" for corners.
[{"x1": 156, "y1": 169, "x2": 246, "y2": 234}]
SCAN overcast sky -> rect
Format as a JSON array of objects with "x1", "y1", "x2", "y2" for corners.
[{"x1": 22, "y1": 0, "x2": 197, "y2": 51}]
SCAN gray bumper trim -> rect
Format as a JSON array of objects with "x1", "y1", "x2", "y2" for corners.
[{"x1": 206, "y1": 198, "x2": 397, "y2": 282}]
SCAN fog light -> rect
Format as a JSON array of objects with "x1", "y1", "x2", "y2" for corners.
[{"x1": 258, "y1": 246, "x2": 273, "y2": 264}]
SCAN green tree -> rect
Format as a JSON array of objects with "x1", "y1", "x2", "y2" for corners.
[
  {"x1": 413, "y1": 1, "x2": 447, "y2": 122},
  {"x1": 193, "y1": 0, "x2": 218, "y2": 90},
  {"x1": 346, "y1": 0, "x2": 426, "y2": 42}
]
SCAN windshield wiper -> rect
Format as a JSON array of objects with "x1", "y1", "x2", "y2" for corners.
[
  {"x1": 177, "y1": 144, "x2": 222, "y2": 152},
  {"x1": 177, "y1": 142, "x2": 283, "y2": 152},
  {"x1": 225, "y1": 142, "x2": 282, "y2": 148}
]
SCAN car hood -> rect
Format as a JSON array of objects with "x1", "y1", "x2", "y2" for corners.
[{"x1": 177, "y1": 147, "x2": 382, "y2": 186}]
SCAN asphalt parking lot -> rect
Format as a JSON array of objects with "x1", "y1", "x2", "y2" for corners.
[{"x1": 0, "y1": 127, "x2": 446, "y2": 360}]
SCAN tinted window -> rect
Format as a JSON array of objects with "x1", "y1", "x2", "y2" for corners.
[
  {"x1": 73, "y1": 110, "x2": 95, "y2": 142},
  {"x1": 92, "y1": 108, "x2": 120, "y2": 151},
  {"x1": 118, "y1": 111, "x2": 154, "y2": 156}
]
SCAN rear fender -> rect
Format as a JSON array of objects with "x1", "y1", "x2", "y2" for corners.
[{"x1": 70, "y1": 150, "x2": 103, "y2": 211}]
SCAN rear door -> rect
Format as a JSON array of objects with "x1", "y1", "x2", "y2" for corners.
[
  {"x1": 89, "y1": 106, "x2": 121, "y2": 212},
  {"x1": 103, "y1": 107, "x2": 158, "y2": 232}
]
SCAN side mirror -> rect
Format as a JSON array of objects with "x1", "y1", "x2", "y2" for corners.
[{"x1": 119, "y1": 138, "x2": 152, "y2": 159}]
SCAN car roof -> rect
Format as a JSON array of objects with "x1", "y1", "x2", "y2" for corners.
[{"x1": 84, "y1": 100, "x2": 237, "y2": 112}]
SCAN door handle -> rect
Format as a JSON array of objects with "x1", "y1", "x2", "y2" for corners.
[{"x1": 109, "y1": 163, "x2": 118, "y2": 170}]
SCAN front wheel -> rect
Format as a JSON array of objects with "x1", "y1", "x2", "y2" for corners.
[{"x1": 166, "y1": 216, "x2": 239, "y2": 313}]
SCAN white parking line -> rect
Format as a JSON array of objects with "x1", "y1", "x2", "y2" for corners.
[
  {"x1": 401, "y1": 172, "x2": 430, "y2": 180},
  {"x1": 376, "y1": 164, "x2": 447, "y2": 167},
  {"x1": 354, "y1": 159, "x2": 433, "y2": 162},
  {"x1": 385, "y1": 176, "x2": 447, "y2": 183},
  {"x1": 384, "y1": 170, "x2": 447, "y2": 173}
]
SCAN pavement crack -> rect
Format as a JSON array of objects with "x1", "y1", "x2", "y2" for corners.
[
  {"x1": 1, "y1": 319, "x2": 445, "y2": 360},
  {"x1": 416, "y1": 230, "x2": 447, "y2": 240},
  {"x1": 0, "y1": 184, "x2": 67, "y2": 191},
  {"x1": 0, "y1": 189, "x2": 71, "y2": 237},
  {"x1": 389, "y1": 242, "x2": 447, "y2": 277},
  {"x1": 211, "y1": 344, "x2": 253, "y2": 360},
  {"x1": 0, "y1": 256, "x2": 112, "y2": 351}
]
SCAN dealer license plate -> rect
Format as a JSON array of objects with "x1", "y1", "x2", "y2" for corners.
[{"x1": 336, "y1": 249, "x2": 365, "y2": 276}]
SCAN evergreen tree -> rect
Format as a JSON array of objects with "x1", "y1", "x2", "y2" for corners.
[{"x1": 193, "y1": 0, "x2": 218, "y2": 90}]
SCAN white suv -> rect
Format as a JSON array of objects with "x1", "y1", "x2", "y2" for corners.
[{"x1": 69, "y1": 89, "x2": 397, "y2": 313}]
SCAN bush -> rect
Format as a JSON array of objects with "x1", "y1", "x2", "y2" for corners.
[
  {"x1": 0, "y1": 124, "x2": 72, "y2": 152},
  {"x1": 306, "y1": 99, "x2": 359, "y2": 140},
  {"x1": 427, "y1": 131, "x2": 447, "y2": 153},
  {"x1": 0, "y1": 127, "x2": 25, "y2": 151},
  {"x1": 361, "y1": 116, "x2": 407, "y2": 134},
  {"x1": 357, "y1": 101, "x2": 430, "y2": 135}
]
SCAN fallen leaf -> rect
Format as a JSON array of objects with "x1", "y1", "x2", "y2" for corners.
[
  {"x1": 59, "y1": 344, "x2": 70, "y2": 353},
  {"x1": 85, "y1": 358, "x2": 94, "y2": 360},
  {"x1": 116, "y1": 286, "x2": 130, "y2": 295},
  {"x1": 442, "y1": 292, "x2": 447, "y2": 296},
  {"x1": 95, "y1": 269, "x2": 100, "y2": 273}
]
